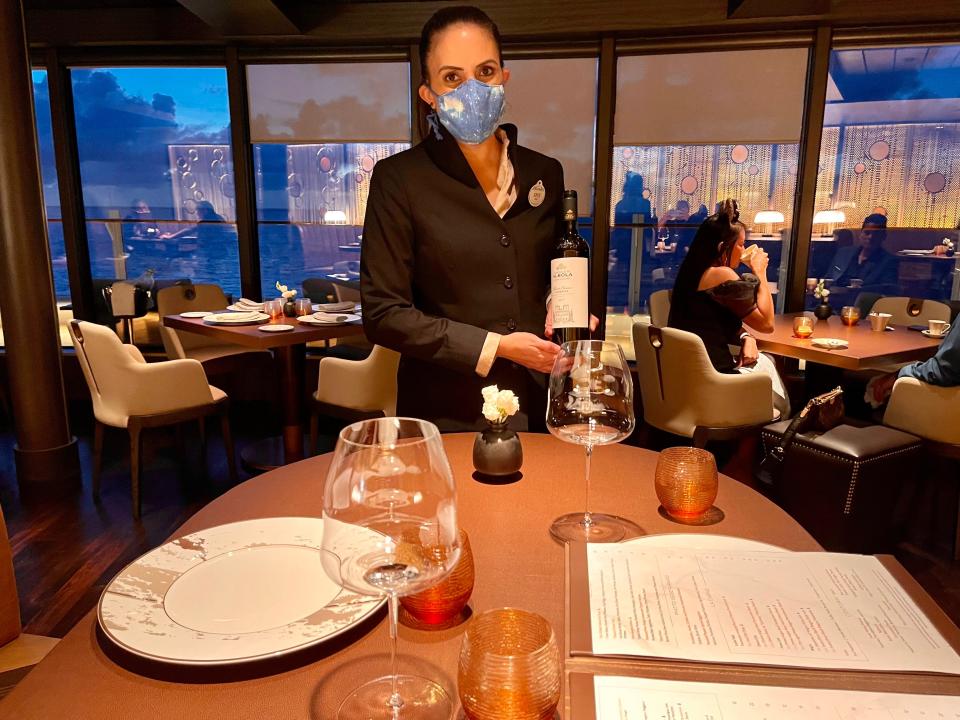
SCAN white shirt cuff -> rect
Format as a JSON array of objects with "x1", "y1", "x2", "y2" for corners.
[{"x1": 476, "y1": 332, "x2": 502, "y2": 377}]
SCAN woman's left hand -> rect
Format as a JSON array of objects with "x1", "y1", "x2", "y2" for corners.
[
  {"x1": 543, "y1": 301, "x2": 600, "y2": 337},
  {"x1": 739, "y1": 336, "x2": 759, "y2": 367}
]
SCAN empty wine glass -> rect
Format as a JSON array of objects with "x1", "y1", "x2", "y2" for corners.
[
  {"x1": 546, "y1": 340, "x2": 639, "y2": 543},
  {"x1": 322, "y1": 417, "x2": 461, "y2": 719}
]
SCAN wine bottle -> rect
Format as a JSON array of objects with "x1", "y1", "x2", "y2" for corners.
[{"x1": 551, "y1": 190, "x2": 590, "y2": 346}]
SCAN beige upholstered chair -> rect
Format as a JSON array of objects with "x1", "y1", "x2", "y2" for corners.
[
  {"x1": 649, "y1": 289, "x2": 672, "y2": 327},
  {"x1": 605, "y1": 312, "x2": 636, "y2": 362},
  {"x1": 632, "y1": 321, "x2": 776, "y2": 447},
  {"x1": 157, "y1": 285, "x2": 268, "y2": 370},
  {"x1": 869, "y1": 297, "x2": 951, "y2": 326},
  {"x1": 883, "y1": 377, "x2": 960, "y2": 558},
  {"x1": 0, "y1": 505, "x2": 57, "y2": 698},
  {"x1": 332, "y1": 282, "x2": 361, "y2": 304},
  {"x1": 309, "y1": 345, "x2": 400, "y2": 454},
  {"x1": 69, "y1": 320, "x2": 238, "y2": 519}
]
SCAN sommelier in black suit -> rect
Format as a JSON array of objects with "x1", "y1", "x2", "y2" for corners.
[{"x1": 361, "y1": 6, "x2": 567, "y2": 432}]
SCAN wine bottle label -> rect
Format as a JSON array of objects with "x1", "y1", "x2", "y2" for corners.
[{"x1": 550, "y1": 257, "x2": 589, "y2": 328}]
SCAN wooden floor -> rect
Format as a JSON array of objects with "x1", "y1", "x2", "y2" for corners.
[{"x1": 1, "y1": 403, "x2": 959, "y2": 638}]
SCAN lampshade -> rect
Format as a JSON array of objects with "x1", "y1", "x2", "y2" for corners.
[
  {"x1": 753, "y1": 210, "x2": 785, "y2": 224},
  {"x1": 324, "y1": 210, "x2": 347, "y2": 224},
  {"x1": 813, "y1": 210, "x2": 846, "y2": 225}
]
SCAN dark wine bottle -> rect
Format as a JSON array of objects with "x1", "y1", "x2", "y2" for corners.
[{"x1": 551, "y1": 190, "x2": 590, "y2": 346}]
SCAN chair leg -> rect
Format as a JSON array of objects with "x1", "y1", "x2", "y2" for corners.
[
  {"x1": 92, "y1": 421, "x2": 104, "y2": 501},
  {"x1": 129, "y1": 423, "x2": 143, "y2": 520},
  {"x1": 219, "y1": 406, "x2": 238, "y2": 484},
  {"x1": 692, "y1": 427, "x2": 709, "y2": 449},
  {"x1": 309, "y1": 409, "x2": 319, "y2": 457}
]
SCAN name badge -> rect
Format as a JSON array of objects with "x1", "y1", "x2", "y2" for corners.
[{"x1": 528, "y1": 180, "x2": 546, "y2": 208}]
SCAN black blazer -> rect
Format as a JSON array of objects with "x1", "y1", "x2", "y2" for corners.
[{"x1": 360, "y1": 123, "x2": 565, "y2": 431}]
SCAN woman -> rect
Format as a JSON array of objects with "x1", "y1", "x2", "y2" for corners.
[
  {"x1": 668, "y1": 199, "x2": 790, "y2": 417},
  {"x1": 361, "y1": 6, "x2": 569, "y2": 431}
]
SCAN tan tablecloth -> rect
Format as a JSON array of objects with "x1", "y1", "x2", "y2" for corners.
[{"x1": 0, "y1": 434, "x2": 820, "y2": 719}]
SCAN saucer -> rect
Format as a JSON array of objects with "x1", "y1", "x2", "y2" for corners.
[
  {"x1": 258, "y1": 324, "x2": 294, "y2": 332},
  {"x1": 922, "y1": 330, "x2": 947, "y2": 339}
]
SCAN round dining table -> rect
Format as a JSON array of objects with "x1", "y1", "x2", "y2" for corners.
[{"x1": 0, "y1": 434, "x2": 821, "y2": 720}]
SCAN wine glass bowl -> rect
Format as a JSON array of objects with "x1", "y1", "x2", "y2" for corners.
[
  {"x1": 322, "y1": 417, "x2": 460, "y2": 719},
  {"x1": 546, "y1": 340, "x2": 640, "y2": 543}
]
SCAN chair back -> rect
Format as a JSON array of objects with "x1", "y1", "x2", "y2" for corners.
[
  {"x1": 869, "y1": 296, "x2": 951, "y2": 326},
  {"x1": 333, "y1": 283, "x2": 361, "y2": 303},
  {"x1": 316, "y1": 345, "x2": 400, "y2": 415},
  {"x1": 884, "y1": 378, "x2": 960, "y2": 446},
  {"x1": 302, "y1": 277, "x2": 336, "y2": 304},
  {"x1": 156, "y1": 284, "x2": 231, "y2": 358},
  {"x1": 0, "y1": 503, "x2": 21, "y2": 647},
  {"x1": 604, "y1": 313, "x2": 636, "y2": 362},
  {"x1": 649, "y1": 289, "x2": 672, "y2": 326},
  {"x1": 69, "y1": 320, "x2": 144, "y2": 426}
]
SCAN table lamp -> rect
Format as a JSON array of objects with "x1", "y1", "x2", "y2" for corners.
[
  {"x1": 813, "y1": 209, "x2": 845, "y2": 238},
  {"x1": 753, "y1": 210, "x2": 785, "y2": 237},
  {"x1": 323, "y1": 210, "x2": 347, "y2": 224}
]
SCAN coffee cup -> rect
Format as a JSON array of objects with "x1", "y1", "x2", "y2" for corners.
[
  {"x1": 928, "y1": 319, "x2": 951, "y2": 337},
  {"x1": 868, "y1": 312, "x2": 892, "y2": 332},
  {"x1": 740, "y1": 244, "x2": 759, "y2": 265}
]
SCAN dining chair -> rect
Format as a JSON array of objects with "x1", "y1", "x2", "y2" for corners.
[
  {"x1": 332, "y1": 282, "x2": 361, "y2": 304},
  {"x1": 648, "y1": 289, "x2": 672, "y2": 327},
  {"x1": 604, "y1": 312, "x2": 636, "y2": 362},
  {"x1": 0, "y1": 504, "x2": 58, "y2": 698},
  {"x1": 302, "y1": 277, "x2": 337, "y2": 304},
  {"x1": 632, "y1": 321, "x2": 776, "y2": 448},
  {"x1": 308, "y1": 345, "x2": 400, "y2": 455},
  {"x1": 868, "y1": 296, "x2": 951, "y2": 326},
  {"x1": 883, "y1": 377, "x2": 960, "y2": 559},
  {"x1": 69, "y1": 320, "x2": 238, "y2": 519},
  {"x1": 156, "y1": 284, "x2": 269, "y2": 373}
]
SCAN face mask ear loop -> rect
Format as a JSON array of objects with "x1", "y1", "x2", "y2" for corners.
[{"x1": 426, "y1": 111, "x2": 444, "y2": 141}]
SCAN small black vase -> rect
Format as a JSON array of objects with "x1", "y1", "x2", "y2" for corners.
[
  {"x1": 473, "y1": 420, "x2": 522, "y2": 477},
  {"x1": 813, "y1": 301, "x2": 833, "y2": 320},
  {"x1": 283, "y1": 299, "x2": 297, "y2": 317}
]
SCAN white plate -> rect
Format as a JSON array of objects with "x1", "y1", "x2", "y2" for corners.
[
  {"x1": 97, "y1": 517, "x2": 384, "y2": 666},
  {"x1": 623, "y1": 534, "x2": 786, "y2": 552},
  {"x1": 258, "y1": 324, "x2": 294, "y2": 332},
  {"x1": 179, "y1": 311, "x2": 212, "y2": 318},
  {"x1": 811, "y1": 337, "x2": 848, "y2": 350},
  {"x1": 922, "y1": 330, "x2": 947, "y2": 339},
  {"x1": 204, "y1": 312, "x2": 270, "y2": 325},
  {"x1": 298, "y1": 313, "x2": 360, "y2": 325}
]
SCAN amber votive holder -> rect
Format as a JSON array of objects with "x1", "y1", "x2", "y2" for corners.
[
  {"x1": 793, "y1": 315, "x2": 814, "y2": 338},
  {"x1": 458, "y1": 608, "x2": 561, "y2": 720},
  {"x1": 840, "y1": 306, "x2": 860, "y2": 326},
  {"x1": 400, "y1": 530, "x2": 474, "y2": 625},
  {"x1": 654, "y1": 447, "x2": 719, "y2": 521}
]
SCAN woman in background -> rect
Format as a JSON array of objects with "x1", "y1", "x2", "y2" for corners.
[{"x1": 668, "y1": 199, "x2": 790, "y2": 417}]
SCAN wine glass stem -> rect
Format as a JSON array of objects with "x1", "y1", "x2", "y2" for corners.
[
  {"x1": 388, "y1": 591, "x2": 402, "y2": 711},
  {"x1": 583, "y1": 444, "x2": 594, "y2": 527}
]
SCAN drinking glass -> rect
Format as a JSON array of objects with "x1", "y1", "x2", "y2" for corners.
[
  {"x1": 322, "y1": 417, "x2": 461, "y2": 719},
  {"x1": 264, "y1": 298, "x2": 283, "y2": 320},
  {"x1": 294, "y1": 297, "x2": 313, "y2": 316},
  {"x1": 546, "y1": 340, "x2": 638, "y2": 543},
  {"x1": 840, "y1": 306, "x2": 860, "y2": 326},
  {"x1": 793, "y1": 315, "x2": 814, "y2": 338},
  {"x1": 458, "y1": 608, "x2": 561, "y2": 720}
]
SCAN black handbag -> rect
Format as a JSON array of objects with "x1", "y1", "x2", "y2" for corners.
[{"x1": 759, "y1": 386, "x2": 844, "y2": 482}]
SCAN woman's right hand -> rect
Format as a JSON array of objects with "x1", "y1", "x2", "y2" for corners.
[
  {"x1": 497, "y1": 332, "x2": 561, "y2": 374},
  {"x1": 747, "y1": 248, "x2": 769, "y2": 277}
]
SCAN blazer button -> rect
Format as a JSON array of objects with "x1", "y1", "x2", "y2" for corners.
[
  {"x1": 500, "y1": 234, "x2": 510, "y2": 247},
  {"x1": 507, "y1": 318, "x2": 517, "y2": 331},
  {"x1": 504, "y1": 276, "x2": 514, "y2": 289}
]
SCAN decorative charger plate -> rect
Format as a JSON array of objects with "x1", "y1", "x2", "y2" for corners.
[
  {"x1": 97, "y1": 517, "x2": 385, "y2": 666},
  {"x1": 811, "y1": 337, "x2": 848, "y2": 350},
  {"x1": 623, "y1": 534, "x2": 785, "y2": 552}
]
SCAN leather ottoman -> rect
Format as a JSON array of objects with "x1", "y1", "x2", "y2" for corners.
[{"x1": 761, "y1": 421, "x2": 922, "y2": 553}]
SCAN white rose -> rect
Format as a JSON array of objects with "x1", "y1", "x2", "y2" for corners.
[
  {"x1": 482, "y1": 402, "x2": 502, "y2": 423},
  {"x1": 821, "y1": 288, "x2": 830, "y2": 298},
  {"x1": 276, "y1": 281, "x2": 288, "y2": 294},
  {"x1": 282, "y1": 289, "x2": 297, "y2": 299},
  {"x1": 481, "y1": 385, "x2": 499, "y2": 403},
  {"x1": 495, "y1": 389, "x2": 519, "y2": 417}
]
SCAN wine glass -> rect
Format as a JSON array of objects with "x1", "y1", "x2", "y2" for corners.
[
  {"x1": 546, "y1": 340, "x2": 639, "y2": 543},
  {"x1": 321, "y1": 417, "x2": 461, "y2": 719}
]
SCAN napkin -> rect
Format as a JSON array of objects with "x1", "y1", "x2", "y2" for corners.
[
  {"x1": 224, "y1": 311, "x2": 260, "y2": 320},
  {"x1": 315, "y1": 301, "x2": 355, "y2": 312},
  {"x1": 312, "y1": 312, "x2": 349, "y2": 322},
  {"x1": 237, "y1": 298, "x2": 264, "y2": 308}
]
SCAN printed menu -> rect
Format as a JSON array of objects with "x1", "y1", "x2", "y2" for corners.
[
  {"x1": 591, "y1": 675, "x2": 960, "y2": 719},
  {"x1": 587, "y1": 545, "x2": 960, "y2": 674}
]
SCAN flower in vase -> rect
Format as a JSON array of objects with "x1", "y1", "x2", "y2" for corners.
[
  {"x1": 481, "y1": 385, "x2": 519, "y2": 424},
  {"x1": 813, "y1": 279, "x2": 830, "y2": 301},
  {"x1": 275, "y1": 281, "x2": 297, "y2": 300}
]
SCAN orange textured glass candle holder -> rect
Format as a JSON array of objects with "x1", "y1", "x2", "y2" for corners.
[
  {"x1": 654, "y1": 447, "x2": 719, "y2": 520},
  {"x1": 458, "y1": 608, "x2": 560, "y2": 720},
  {"x1": 400, "y1": 530, "x2": 474, "y2": 625},
  {"x1": 793, "y1": 316, "x2": 814, "y2": 338}
]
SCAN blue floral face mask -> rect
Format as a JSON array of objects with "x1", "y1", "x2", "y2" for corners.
[{"x1": 430, "y1": 78, "x2": 505, "y2": 145}]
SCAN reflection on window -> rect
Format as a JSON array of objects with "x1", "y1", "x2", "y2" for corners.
[
  {"x1": 71, "y1": 67, "x2": 239, "y2": 298},
  {"x1": 248, "y1": 63, "x2": 411, "y2": 300},
  {"x1": 610, "y1": 50, "x2": 807, "y2": 313},
  {"x1": 31, "y1": 69, "x2": 68, "y2": 301},
  {"x1": 808, "y1": 45, "x2": 960, "y2": 311}
]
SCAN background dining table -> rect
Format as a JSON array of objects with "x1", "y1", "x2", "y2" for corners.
[
  {"x1": 162, "y1": 313, "x2": 364, "y2": 467},
  {"x1": 2, "y1": 434, "x2": 957, "y2": 719}
]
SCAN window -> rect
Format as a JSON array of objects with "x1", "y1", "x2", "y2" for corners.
[
  {"x1": 71, "y1": 67, "x2": 239, "y2": 297},
  {"x1": 806, "y1": 44, "x2": 960, "y2": 311},
  {"x1": 609, "y1": 49, "x2": 809, "y2": 314},
  {"x1": 31, "y1": 70, "x2": 67, "y2": 301},
  {"x1": 247, "y1": 63, "x2": 411, "y2": 300}
]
